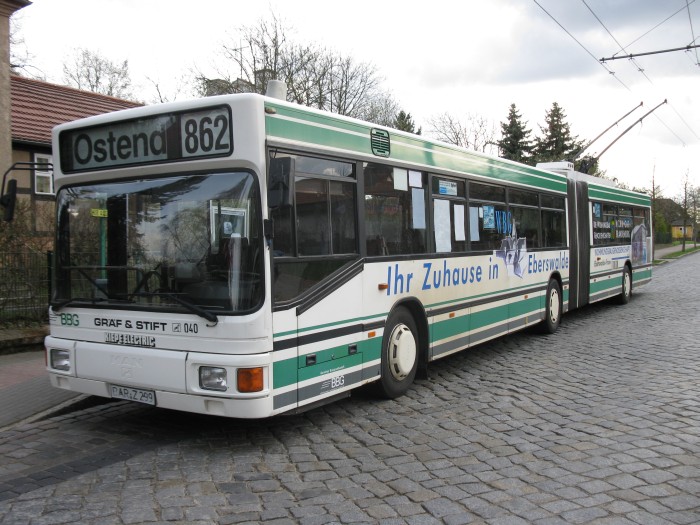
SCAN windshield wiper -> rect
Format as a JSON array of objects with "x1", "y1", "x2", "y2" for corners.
[
  {"x1": 52, "y1": 296, "x2": 133, "y2": 311},
  {"x1": 53, "y1": 297, "x2": 108, "y2": 311},
  {"x1": 131, "y1": 291, "x2": 218, "y2": 324}
]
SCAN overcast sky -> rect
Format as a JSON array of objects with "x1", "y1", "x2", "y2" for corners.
[{"x1": 11, "y1": 0, "x2": 700, "y2": 198}]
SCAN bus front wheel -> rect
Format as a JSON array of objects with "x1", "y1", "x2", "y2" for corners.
[
  {"x1": 541, "y1": 279, "x2": 562, "y2": 334},
  {"x1": 377, "y1": 307, "x2": 418, "y2": 399}
]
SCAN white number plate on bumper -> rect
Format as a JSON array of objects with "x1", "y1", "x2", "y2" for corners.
[{"x1": 110, "y1": 385, "x2": 156, "y2": 405}]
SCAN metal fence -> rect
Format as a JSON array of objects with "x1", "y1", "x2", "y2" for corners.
[
  {"x1": 0, "y1": 251, "x2": 51, "y2": 322},
  {"x1": 654, "y1": 232, "x2": 673, "y2": 245}
]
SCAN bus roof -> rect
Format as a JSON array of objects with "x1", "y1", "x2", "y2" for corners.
[{"x1": 264, "y1": 99, "x2": 569, "y2": 195}]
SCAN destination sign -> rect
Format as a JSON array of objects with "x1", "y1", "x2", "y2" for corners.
[{"x1": 59, "y1": 105, "x2": 233, "y2": 173}]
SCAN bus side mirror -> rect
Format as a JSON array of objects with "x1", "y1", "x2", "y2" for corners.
[
  {"x1": 268, "y1": 157, "x2": 293, "y2": 209},
  {"x1": 1, "y1": 178, "x2": 17, "y2": 222}
]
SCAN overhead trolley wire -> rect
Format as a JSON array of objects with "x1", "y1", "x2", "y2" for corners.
[
  {"x1": 582, "y1": 0, "x2": 696, "y2": 144},
  {"x1": 581, "y1": 0, "x2": 653, "y2": 82},
  {"x1": 617, "y1": 0, "x2": 696, "y2": 55},
  {"x1": 537, "y1": 0, "x2": 697, "y2": 145},
  {"x1": 531, "y1": 0, "x2": 632, "y2": 92},
  {"x1": 686, "y1": 0, "x2": 700, "y2": 66}
]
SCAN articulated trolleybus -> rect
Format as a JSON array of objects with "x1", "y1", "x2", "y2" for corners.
[{"x1": 46, "y1": 82, "x2": 652, "y2": 418}]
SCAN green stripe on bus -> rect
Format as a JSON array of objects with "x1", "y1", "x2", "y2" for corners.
[
  {"x1": 298, "y1": 353, "x2": 364, "y2": 383},
  {"x1": 510, "y1": 296, "x2": 542, "y2": 317},
  {"x1": 265, "y1": 108, "x2": 567, "y2": 193},
  {"x1": 588, "y1": 185, "x2": 651, "y2": 206},
  {"x1": 470, "y1": 303, "x2": 510, "y2": 331},
  {"x1": 633, "y1": 268, "x2": 652, "y2": 282},
  {"x1": 590, "y1": 278, "x2": 620, "y2": 294},
  {"x1": 273, "y1": 358, "x2": 297, "y2": 390},
  {"x1": 273, "y1": 337, "x2": 381, "y2": 389},
  {"x1": 273, "y1": 313, "x2": 385, "y2": 339},
  {"x1": 431, "y1": 296, "x2": 542, "y2": 342}
]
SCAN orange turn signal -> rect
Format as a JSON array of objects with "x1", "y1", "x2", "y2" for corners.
[{"x1": 237, "y1": 367, "x2": 264, "y2": 393}]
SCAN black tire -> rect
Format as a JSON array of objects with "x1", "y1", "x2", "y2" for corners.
[
  {"x1": 377, "y1": 307, "x2": 419, "y2": 399},
  {"x1": 618, "y1": 266, "x2": 632, "y2": 305},
  {"x1": 540, "y1": 278, "x2": 562, "y2": 334}
]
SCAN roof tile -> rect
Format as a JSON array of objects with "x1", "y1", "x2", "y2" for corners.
[{"x1": 10, "y1": 75, "x2": 143, "y2": 146}]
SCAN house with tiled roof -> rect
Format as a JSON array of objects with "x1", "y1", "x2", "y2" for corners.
[
  {"x1": 671, "y1": 220, "x2": 695, "y2": 241},
  {"x1": 8, "y1": 75, "x2": 142, "y2": 233},
  {"x1": 2, "y1": 0, "x2": 142, "y2": 239},
  {"x1": 11, "y1": 75, "x2": 142, "y2": 148}
]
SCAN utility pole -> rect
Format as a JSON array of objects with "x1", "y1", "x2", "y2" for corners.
[
  {"x1": 681, "y1": 173, "x2": 690, "y2": 253},
  {"x1": 651, "y1": 164, "x2": 657, "y2": 261}
]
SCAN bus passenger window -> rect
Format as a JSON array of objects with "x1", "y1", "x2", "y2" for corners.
[
  {"x1": 469, "y1": 182, "x2": 506, "y2": 251},
  {"x1": 511, "y1": 206, "x2": 540, "y2": 248},
  {"x1": 432, "y1": 177, "x2": 466, "y2": 253},
  {"x1": 296, "y1": 177, "x2": 330, "y2": 256},
  {"x1": 593, "y1": 203, "x2": 619, "y2": 246},
  {"x1": 541, "y1": 194, "x2": 566, "y2": 248},
  {"x1": 541, "y1": 209, "x2": 566, "y2": 247},
  {"x1": 364, "y1": 163, "x2": 426, "y2": 256},
  {"x1": 268, "y1": 152, "x2": 358, "y2": 303}
]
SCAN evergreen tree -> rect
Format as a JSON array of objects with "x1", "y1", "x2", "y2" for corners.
[
  {"x1": 497, "y1": 103, "x2": 532, "y2": 164},
  {"x1": 393, "y1": 110, "x2": 421, "y2": 135},
  {"x1": 533, "y1": 102, "x2": 583, "y2": 164}
]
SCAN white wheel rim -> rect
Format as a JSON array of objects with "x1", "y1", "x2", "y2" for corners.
[
  {"x1": 387, "y1": 324, "x2": 416, "y2": 381},
  {"x1": 624, "y1": 272, "x2": 631, "y2": 297},
  {"x1": 549, "y1": 288, "x2": 560, "y2": 324}
]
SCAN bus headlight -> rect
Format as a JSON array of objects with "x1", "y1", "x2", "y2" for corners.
[
  {"x1": 50, "y1": 348, "x2": 71, "y2": 371},
  {"x1": 199, "y1": 366, "x2": 228, "y2": 391}
]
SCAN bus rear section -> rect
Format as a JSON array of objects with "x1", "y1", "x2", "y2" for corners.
[{"x1": 540, "y1": 162, "x2": 653, "y2": 311}]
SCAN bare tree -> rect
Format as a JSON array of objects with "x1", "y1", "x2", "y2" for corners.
[
  {"x1": 649, "y1": 166, "x2": 663, "y2": 260},
  {"x1": 146, "y1": 74, "x2": 191, "y2": 104},
  {"x1": 196, "y1": 13, "x2": 393, "y2": 123},
  {"x1": 678, "y1": 172, "x2": 692, "y2": 252},
  {"x1": 428, "y1": 112, "x2": 496, "y2": 154},
  {"x1": 357, "y1": 92, "x2": 400, "y2": 128},
  {"x1": 9, "y1": 15, "x2": 43, "y2": 78},
  {"x1": 62, "y1": 48, "x2": 134, "y2": 99},
  {"x1": 691, "y1": 184, "x2": 699, "y2": 248}
]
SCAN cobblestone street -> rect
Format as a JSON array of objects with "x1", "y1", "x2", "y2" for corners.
[{"x1": 1, "y1": 254, "x2": 699, "y2": 525}]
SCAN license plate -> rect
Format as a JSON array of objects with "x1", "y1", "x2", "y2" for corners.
[{"x1": 110, "y1": 385, "x2": 156, "y2": 406}]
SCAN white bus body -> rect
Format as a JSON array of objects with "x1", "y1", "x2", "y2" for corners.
[{"x1": 46, "y1": 92, "x2": 652, "y2": 418}]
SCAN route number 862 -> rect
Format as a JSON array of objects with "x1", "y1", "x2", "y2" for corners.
[{"x1": 180, "y1": 108, "x2": 232, "y2": 158}]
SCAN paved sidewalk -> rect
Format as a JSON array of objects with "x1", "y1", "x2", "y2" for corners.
[
  {"x1": 0, "y1": 327, "x2": 81, "y2": 429},
  {"x1": 654, "y1": 243, "x2": 697, "y2": 259},
  {"x1": 0, "y1": 349, "x2": 81, "y2": 429}
]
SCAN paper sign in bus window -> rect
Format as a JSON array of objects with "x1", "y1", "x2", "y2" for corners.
[
  {"x1": 483, "y1": 205, "x2": 495, "y2": 229},
  {"x1": 454, "y1": 204, "x2": 466, "y2": 242},
  {"x1": 393, "y1": 167, "x2": 408, "y2": 191}
]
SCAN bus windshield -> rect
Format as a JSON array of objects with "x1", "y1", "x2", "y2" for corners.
[{"x1": 53, "y1": 171, "x2": 263, "y2": 317}]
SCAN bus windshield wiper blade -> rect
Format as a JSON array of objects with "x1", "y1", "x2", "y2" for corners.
[
  {"x1": 52, "y1": 297, "x2": 132, "y2": 311},
  {"x1": 132, "y1": 292, "x2": 218, "y2": 324}
]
